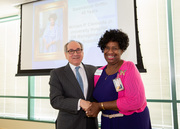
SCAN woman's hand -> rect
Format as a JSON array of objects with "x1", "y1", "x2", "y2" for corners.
[{"x1": 86, "y1": 102, "x2": 101, "y2": 117}]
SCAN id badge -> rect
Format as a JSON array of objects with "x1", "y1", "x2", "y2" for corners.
[
  {"x1": 94, "y1": 69, "x2": 103, "y2": 76},
  {"x1": 113, "y1": 74, "x2": 124, "y2": 92}
]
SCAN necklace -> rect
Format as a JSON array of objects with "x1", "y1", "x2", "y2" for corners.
[
  {"x1": 104, "y1": 71, "x2": 118, "y2": 80},
  {"x1": 105, "y1": 75, "x2": 109, "y2": 80},
  {"x1": 104, "y1": 60, "x2": 122, "y2": 80}
]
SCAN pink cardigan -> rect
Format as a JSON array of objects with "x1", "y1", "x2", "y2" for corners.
[{"x1": 94, "y1": 60, "x2": 147, "y2": 115}]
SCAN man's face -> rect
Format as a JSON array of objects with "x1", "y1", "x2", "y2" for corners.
[{"x1": 65, "y1": 41, "x2": 84, "y2": 66}]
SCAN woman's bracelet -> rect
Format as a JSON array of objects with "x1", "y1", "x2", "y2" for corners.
[{"x1": 101, "y1": 102, "x2": 105, "y2": 110}]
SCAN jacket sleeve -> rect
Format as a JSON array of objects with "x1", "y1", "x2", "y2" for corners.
[{"x1": 49, "y1": 69, "x2": 79, "y2": 114}]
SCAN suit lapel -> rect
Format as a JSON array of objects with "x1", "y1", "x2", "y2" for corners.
[
  {"x1": 83, "y1": 64, "x2": 93, "y2": 100},
  {"x1": 64, "y1": 63, "x2": 85, "y2": 99}
]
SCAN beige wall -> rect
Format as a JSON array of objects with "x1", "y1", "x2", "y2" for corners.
[{"x1": 0, "y1": 119, "x2": 55, "y2": 129}]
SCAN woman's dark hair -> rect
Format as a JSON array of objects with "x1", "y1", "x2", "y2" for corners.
[{"x1": 98, "y1": 29, "x2": 129, "y2": 52}]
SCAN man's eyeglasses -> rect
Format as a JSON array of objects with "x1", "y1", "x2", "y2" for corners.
[{"x1": 67, "y1": 48, "x2": 83, "y2": 55}]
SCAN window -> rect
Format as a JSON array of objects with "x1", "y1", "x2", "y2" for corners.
[
  {"x1": 136, "y1": 0, "x2": 173, "y2": 128},
  {"x1": 0, "y1": 17, "x2": 29, "y2": 119},
  {"x1": 0, "y1": 17, "x2": 58, "y2": 122},
  {"x1": 172, "y1": 0, "x2": 180, "y2": 129}
]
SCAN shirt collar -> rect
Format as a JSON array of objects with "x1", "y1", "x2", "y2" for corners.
[{"x1": 69, "y1": 63, "x2": 84, "y2": 70}]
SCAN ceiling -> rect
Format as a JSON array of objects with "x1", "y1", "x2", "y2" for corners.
[{"x1": 0, "y1": 0, "x2": 38, "y2": 18}]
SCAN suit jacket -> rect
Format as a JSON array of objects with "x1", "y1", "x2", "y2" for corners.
[{"x1": 49, "y1": 63, "x2": 98, "y2": 129}]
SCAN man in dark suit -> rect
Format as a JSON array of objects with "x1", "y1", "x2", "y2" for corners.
[{"x1": 49, "y1": 40, "x2": 98, "y2": 129}]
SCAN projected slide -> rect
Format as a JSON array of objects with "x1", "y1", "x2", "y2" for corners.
[
  {"x1": 19, "y1": 0, "x2": 138, "y2": 75},
  {"x1": 68, "y1": 0, "x2": 118, "y2": 66}
]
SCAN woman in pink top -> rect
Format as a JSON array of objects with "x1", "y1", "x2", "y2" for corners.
[{"x1": 86, "y1": 29, "x2": 151, "y2": 129}]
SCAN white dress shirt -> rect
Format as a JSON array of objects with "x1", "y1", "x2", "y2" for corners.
[{"x1": 69, "y1": 63, "x2": 88, "y2": 110}]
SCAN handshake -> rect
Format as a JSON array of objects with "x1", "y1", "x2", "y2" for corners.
[{"x1": 80, "y1": 99, "x2": 101, "y2": 117}]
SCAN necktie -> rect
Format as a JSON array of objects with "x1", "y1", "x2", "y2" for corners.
[{"x1": 75, "y1": 66, "x2": 84, "y2": 93}]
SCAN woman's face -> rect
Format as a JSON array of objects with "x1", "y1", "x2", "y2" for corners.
[
  {"x1": 50, "y1": 18, "x2": 55, "y2": 26},
  {"x1": 104, "y1": 41, "x2": 123, "y2": 65}
]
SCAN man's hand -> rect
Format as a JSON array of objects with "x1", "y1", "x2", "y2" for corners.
[{"x1": 80, "y1": 99, "x2": 92, "y2": 111}]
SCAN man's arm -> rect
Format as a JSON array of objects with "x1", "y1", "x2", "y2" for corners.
[{"x1": 49, "y1": 69, "x2": 80, "y2": 114}]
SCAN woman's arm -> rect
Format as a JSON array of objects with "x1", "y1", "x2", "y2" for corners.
[{"x1": 86, "y1": 100, "x2": 119, "y2": 117}]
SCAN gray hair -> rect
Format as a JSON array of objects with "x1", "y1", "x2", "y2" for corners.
[{"x1": 64, "y1": 40, "x2": 83, "y2": 52}]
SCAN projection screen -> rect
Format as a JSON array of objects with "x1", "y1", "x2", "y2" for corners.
[{"x1": 16, "y1": 0, "x2": 146, "y2": 76}]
